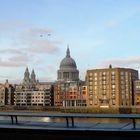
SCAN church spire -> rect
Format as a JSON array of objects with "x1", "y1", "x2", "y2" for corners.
[
  {"x1": 66, "y1": 45, "x2": 70, "y2": 58},
  {"x1": 23, "y1": 67, "x2": 31, "y2": 88},
  {"x1": 31, "y1": 69, "x2": 36, "y2": 83},
  {"x1": 24, "y1": 67, "x2": 30, "y2": 79}
]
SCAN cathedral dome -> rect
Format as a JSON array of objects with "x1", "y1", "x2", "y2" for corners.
[
  {"x1": 57, "y1": 46, "x2": 79, "y2": 81},
  {"x1": 60, "y1": 47, "x2": 77, "y2": 69}
]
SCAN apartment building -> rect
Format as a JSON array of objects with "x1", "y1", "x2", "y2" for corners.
[
  {"x1": 14, "y1": 68, "x2": 54, "y2": 106},
  {"x1": 54, "y1": 81, "x2": 87, "y2": 107},
  {"x1": 0, "y1": 80, "x2": 15, "y2": 106},
  {"x1": 86, "y1": 65, "x2": 138, "y2": 108},
  {"x1": 133, "y1": 80, "x2": 140, "y2": 106}
]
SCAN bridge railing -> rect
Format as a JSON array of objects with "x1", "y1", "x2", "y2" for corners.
[{"x1": 0, "y1": 112, "x2": 139, "y2": 129}]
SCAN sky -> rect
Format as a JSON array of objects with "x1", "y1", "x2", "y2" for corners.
[{"x1": 0, "y1": 0, "x2": 140, "y2": 83}]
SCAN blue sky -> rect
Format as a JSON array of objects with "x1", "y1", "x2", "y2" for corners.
[{"x1": 0, "y1": 0, "x2": 140, "y2": 83}]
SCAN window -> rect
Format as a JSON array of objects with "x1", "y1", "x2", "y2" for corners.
[
  {"x1": 95, "y1": 95, "x2": 97, "y2": 99},
  {"x1": 120, "y1": 72, "x2": 124, "y2": 75},
  {"x1": 112, "y1": 94, "x2": 115, "y2": 97},
  {"x1": 94, "y1": 73, "x2": 97, "y2": 76},
  {"x1": 136, "y1": 85, "x2": 140, "y2": 89},
  {"x1": 121, "y1": 76, "x2": 124, "y2": 80},
  {"x1": 94, "y1": 86, "x2": 97, "y2": 90},
  {"x1": 89, "y1": 77, "x2": 93, "y2": 80},
  {"x1": 112, "y1": 100, "x2": 116, "y2": 105},
  {"x1": 103, "y1": 77, "x2": 106, "y2": 80},
  {"x1": 112, "y1": 71, "x2": 115, "y2": 75},
  {"x1": 125, "y1": 72, "x2": 128, "y2": 76},
  {"x1": 103, "y1": 85, "x2": 106, "y2": 89},
  {"x1": 89, "y1": 81, "x2": 92, "y2": 85},
  {"x1": 89, "y1": 100, "x2": 93, "y2": 105},
  {"x1": 63, "y1": 72, "x2": 69, "y2": 79},
  {"x1": 89, "y1": 73, "x2": 93, "y2": 76},
  {"x1": 89, "y1": 92, "x2": 93, "y2": 95},
  {"x1": 112, "y1": 85, "x2": 115, "y2": 89},
  {"x1": 121, "y1": 86, "x2": 125, "y2": 90},
  {"x1": 112, "y1": 76, "x2": 115, "y2": 80},
  {"x1": 112, "y1": 80, "x2": 115, "y2": 84},
  {"x1": 103, "y1": 72, "x2": 106, "y2": 75},
  {"x1": 94, "y1": 82, "x2": 97, "y2": 85},
  {"x1": 89, "y1": 86, "x2": 92, "y2": 90},
  {"x1": 89, "y1": 94, "x2": 93, "y2": 98},
  {"x1": 94, "y1": 77, "x2": 98, "y2": 81},
  {"x1": 72, "y1": 72, "x2": 76, "y2": 78},
  {"x1": 121, "y1": 81, "x2": 124, "y2": 84}
]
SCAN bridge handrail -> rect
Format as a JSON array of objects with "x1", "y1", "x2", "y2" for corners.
[{"x1": 0, "y1": 112, "x2": 139, "y2": 129}]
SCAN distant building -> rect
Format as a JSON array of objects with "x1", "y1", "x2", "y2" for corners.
[
  {"x1": 14, "y1": 68, "x2": 54, "y2": 106},
  {"x1": 86, "y1": 65, "x2": 138, "y2": 108},
  {"x1": 133, "y1": 80, "x2": 140, "y2": 106},
  {"x1": 54, "y1": 47, "x2": 87, "y2": 107},
  {"x1": 54, "y1": 81, "x2": 87, "y2": 107},
  {"x1": 0, "y1": 80, "x2": 15, "y2": 106}
]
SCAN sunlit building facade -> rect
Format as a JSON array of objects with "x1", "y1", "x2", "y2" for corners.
[
  {"x1": 0, "y1": 80, "x2": 15, "y2": 106},
  {"x1": 54, "y1": 81, "x2": 87, "y2": 107},
  {"x1": 14, "y1": 68, "x2": 54, "y2": 106},
  {"x1": 133, "y1": 80, "x2": 140, "y2": 106},
  {"x1": 86, "y1": 65, "x2": 138, "y2": 108}
]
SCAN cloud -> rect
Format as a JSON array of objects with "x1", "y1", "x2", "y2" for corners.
[
  {"x1": 0, "y1": 48, "x2": 23, "y2": 54},
  {"x1": 15, "y1": 26, "x2": 60, "y2": 54},
  {"x1": 0, "y1": 20, "x2": 61, "y2": 55},
  {"x1": 28, "y1": 27, "x2": 52, "y2": 36},
  {"x1": 0, "y1": 54, "x2": 30, "y2": 67},
  {"x1": 0, "y1": 20, "x2": 29, "y2": 31},
  {"x1": 100, "y1": 56, "x2": 140, "y2": 69},
  {"x1": 27, "y1": 40, "x2": 59, "y2": 54},
  {"x1": 0, "y1": 25, "x2": 60, "y2": 68}
]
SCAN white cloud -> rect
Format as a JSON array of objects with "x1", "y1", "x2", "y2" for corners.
[
  {"x1": 0, "y1": 20, "x2": 61, "y2": 55},
  {"x1": 100, "y1": 56, "x2": 140, "y2": 70},
  {"x1": 15, "y1": 26, "x2": 61, "y2": 54},
  {"x1": 0, "y1": 48, "x2": 23, "y2": 54},
  {"x1": 0, "y1": 23, "x2": 61, "y2": 68},
  {"x1": 27, "y1": 40, "x2": 59, "y2": 54},
  {"x1": 0, "y1": 20, "x2": 29, "y2": 30},
  {"x1": 28, "y1": 27, "x2": 52, "y2": 36},
  {"x1": 0, "y1": 54, "x2": 30, "y2": 67}
]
